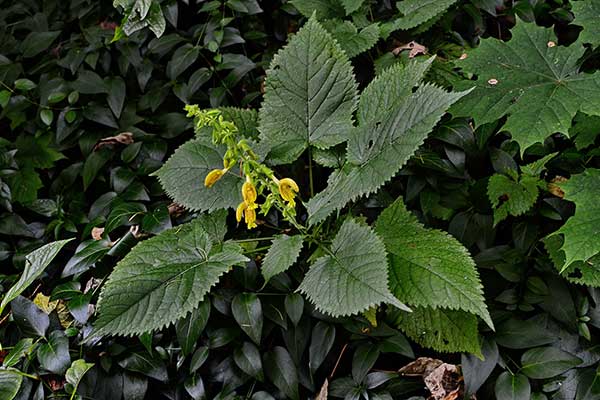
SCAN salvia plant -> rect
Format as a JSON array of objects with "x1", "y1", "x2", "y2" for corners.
[{"x1": 2, "y1": 0, "x2": 600, "y2": 399}]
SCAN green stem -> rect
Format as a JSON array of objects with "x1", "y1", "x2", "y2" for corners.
[
  {"x1": 308, "y1": 147, "x2": 314, "y2": 197},
  {"x1": 232, "y1": 237, "x2": 277, "y2": 243}
]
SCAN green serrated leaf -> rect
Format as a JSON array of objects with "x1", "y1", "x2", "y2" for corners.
[
  {"x1": 548, "y1": 169, "x2": 600, "y2": 270},
  {"x1": 572, "y1": 0, "x2": 600, "y2": 47},
  {"x1": 488, "y1": 173, "x2": 541, "y2": 226},
  {"x1": 299, "y1": 219, "x2": 409, "y2": 317},
  {"x1": 154, "y1": 138, "x2": 243, "y2": 212},
  {"x1": 0, "y1": 239, "x2": 73, "y2": 315},
  {"x1": 322, "y1": 20, "x2": 380, "y2": 58},
  {"x1": 376, "y1": 198, "x2": 493, "y2": 329},
  {"x1": 389, "y1": 307, "x2": 482, "y2": 355},
  {"x1": 307, "y1": 59, "x2": 468, "y2": 224},
  {"x1": 451, "y1": 20, "x2": 600, "y2": 153},
  {"x1": 5, "y1": 168, "x2": 43, "y2": 204},
  {"x1": 258, "y1": 16, "x2": 358, "y2": 164},
  {"x1": 544, "y1": 235, "x2": 600, "y2": 287},
  {"x1": 92, "y1": 216, "x2": 248, "y2": 337},
  {"x1": 261, "y1": 235, "x2": 303, "y2": 284},
  {"x1": 390, "y1": 0, "x2": 458, "y2": 31}
]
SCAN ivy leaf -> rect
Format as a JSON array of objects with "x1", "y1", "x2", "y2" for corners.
[
  {"x1": 572, "y1": 0, "x2": 600, "y2": 47},
  {"x1": 0, "y1": 369, "x2": 22, "y2": 400},
  {"x1": 549, "y1": 169, "x2": 600, "y2": 270},
  {"x1": 258, "y1": 16, "x2": 358, "y2": 164},
  {"x1": 322, "y1": 20, "x2": 380, "y2": 58},
  {"x1": 389, "y1": 307, "x2": 482, "y2": 356},
  {"x1": 261, "y1": 235, "x2": 303, "y2": 284},
  {"x1": 451, "y1": 20, "x2": 600, "y2": 153},
  {"x1": 376, "y1": 199, "x2": 493, "y2": 329},
  {"x1": 520, "y1": 347, "x2": 582, "y2": 379},
  {"x1": 494, "y1": 372, "x2": 530, "y2": 400},
  {"x1": 37, "y1": 330, "x2": 71, "y2": 374},
  {"x1": 154, "y1": 138, "x2": 243, "y2": 212},
  {"x1": 298, "y1": 219, "x2": 409, "y2": 317},
  {"x1": 0, "y1": 239, "x2": 73, "y2": 315},
  {"x1": 307, "y1": 59, "x2": 468, "y2": 224},
  {"x1": 487, "y1": 173, "x2": 542, "y2": 226},
  {"x1": 92, "y1": 216, "x2": 248, "y2": 337}
]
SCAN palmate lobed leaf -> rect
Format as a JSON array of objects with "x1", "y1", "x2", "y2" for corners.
[
  {"x1": 375, "y1": 198, "x2": 493, "y2": 329},
  {"x1": 92, "y1": 213, "x2": 248, "y2": 337},
  {"x1": 572, "y1": 0, "x2": 600, "y2": 47},
  {"x1": 307, "y1": 58, "x2": 469, "y2": 224},
  {"x1": 487, "y1": 173, "x2": 542, "y2": 226},
  {"x1": 451, "y1": 19, "x2": 600, "y2": 153},
  {"x1": 258, "y1": 15, "x2": 358, "y2": 164},
  {"x1": 298, "y1": 219, "x2": 409, "y2": 317},
  {"x1": 547, "y1": 168, "x2": 600, "y2": 271}
]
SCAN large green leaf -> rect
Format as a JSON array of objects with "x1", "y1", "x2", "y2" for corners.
[
  {"x1": 375, "y1": 199, "x2": 493, "y2": 329},
  {"x1": 544, "y1": 235, "x2": 600, "y2": 287},
  {"x1": 261, "y1": 235, "x2": 303, "y2": 284},
  {"x1": 154, "y1": 138, "x2": 243, "y2": 212},
  {"x1": 520, "y1": 347, "x2": 582, "y2": 379},
  {"x1": 389, "y1": 307, "x2": 482, "y2": 355},
  {"x1": 548, "y1": 169, "x2": 600, "y2": 270},
  {"x1": 92, "y1": 215, "x2": 248, "y2": 337},
  {"x1": 451, "y1": 20, "x2": 600, "y2": 153},
  {"x1": 298, "y1": 219, "x2": 409, "y2": 317},
  {"x1": 258, "y1": 16, "x2": 358, "y2": 164},
  {"x1": 0, "y1": 239, "x2": 73, "y2": 314},
  {"x1": 572, "y1": 0, "x2": 600, "y2": 47},
  {"x1": 0, "y1": 369, "x2": 22, "y2": 400},
  {"x1": 322, "y1": 20, "x2": 380, "y2": 58},
  {"x1": 306, "y1": 60, "x2": 468, "y2": 224}
]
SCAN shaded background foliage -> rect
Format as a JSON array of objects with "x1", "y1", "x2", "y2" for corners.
[{"x1": 1, "y1": 0, "x2": 600, "y2": 399}]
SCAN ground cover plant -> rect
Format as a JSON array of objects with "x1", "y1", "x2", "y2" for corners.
[{"x1": 1, "y1": 0, "x2": 600, "y2": 399}]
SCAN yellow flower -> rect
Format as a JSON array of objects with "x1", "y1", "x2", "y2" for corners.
[
  {"x1": 278, "y1": 178, "x2": 299, "y2": 205},
  {"x1": 204, "y1": 169, "x2": 225, "y2": 188},
  {"x1": 242, "y1": 179, "x2": 257, "y2": 204},
  {"x1": 244, "y1": 207, "x2": 257, "y2": 229},
  {"x1": 236, "y1": 201, "x2": 247, "y2": 222}
]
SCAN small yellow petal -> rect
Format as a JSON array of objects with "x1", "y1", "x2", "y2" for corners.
[
  {"x1": 204, "y1": 169, "x2": 225, "y2": 188},
  {"x1": 236, "y1": 202, "x2": 247, "y2": 222},
  {"x1": 244, "y1": 207, "x2": 257, "y2": 229}
]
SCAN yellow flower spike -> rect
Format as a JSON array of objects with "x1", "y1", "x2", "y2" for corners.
[
  {"x1": 278, "y1": 178, "x2": 299, "y2": 204},
  {"x1": 204, "y1": 169, "x2": 225, "y2": 188},
  {"x1": 244, "y1": 207, "x2": 257, "y2": 229},
  {"x1": 236, "y1": 201, "x2": 247, "y2": 223},
  {"x1": 242, "y1": 177, "x2": 258, "y2": 204}
]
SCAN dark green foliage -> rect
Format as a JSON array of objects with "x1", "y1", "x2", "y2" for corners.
[{"x1": 1, "y1": 0, "x2": 600, "y2": 399}]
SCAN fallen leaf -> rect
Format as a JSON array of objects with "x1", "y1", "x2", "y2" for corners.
[
  {"x1": 316, "y1": 379, "x2": 328, "y2": 400},
  {"x1": 168, "y1": 202, "x2": 186, "y2": 217},
  {"x1": 33, "y1": 293, "x2": 58, "y2": 314},
  {"x1": 548, "y1": 176, "x2": 567, "y2": 198},
  {"x1": 399, "y1": 358, "x2": 474, "y2": 400},
  {"x1": 93, "y1": 132, "x2": 134, "y2": 151},
  {"x1": 399, "y1": 357, "x2": 443, "y2": 377},
  {"x1": 393, "y1": 41, "x2": 427, "y2": 58},
  {"x1": 91, "y1": 227, "x2": 104, "y2": 240}
]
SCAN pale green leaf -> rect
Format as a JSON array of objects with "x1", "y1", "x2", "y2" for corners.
[
  {"x1": 375, "y1": 199, "x2": 492, "y2": 329},
  {"x1": 298, "y1": 219, "x2": 409, "y2": 317},
  {"x1": 258, "y1": 16, "x2": 358, "y2": 164},
  {"x1": 340, "y1": 0, "x2": 364, "y2": 14},
  {"x1": 322, "y1": 20, "x2": 380, "y2": 58},
  {"x1": 389, "y1": 307, "x2": 482, "y2": 355},
  {"x1": 0, "y1": 369, "x2": 22, "y2": 400},
  {"x1": 572, "y1": 0, "x2": 600, "y2": 47},
  {"x1": 487, "y1": 173, "x2": 541, "y2": 226},
  {"x1": 0, "y1": 239, "x2": 73, "y2": 314},
  {"x1": 154, "y1": 138, "x2": 243, "y2": 212},
  {"x1": 261, "y1": 235, "x2": 304, "y2": 284},
  {"x1": 548, "y1": 169, "x2": 600, "y2": 270},
  {"x1": 93, "y1": 215, "x2": 248, "y2": 337},
  {"x1": 307, "y1": 60, "x2": 468, "y2": 224},
  {"x1": 451, "y1": 20, "x2": 600, "y2": 153}
]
